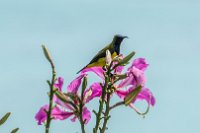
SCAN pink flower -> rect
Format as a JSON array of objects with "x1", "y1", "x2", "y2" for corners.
[
  {"x1": 82, "y1": 107, "x2": 91, "y2": 124},
  {"x1": 54, "y1": 77, "x2": 64, "y2": 91},
  {"x1": 35, "y1": 105, "x2": 73, "y2": 125},
  {"x1": 130, "y1": 58, "x2": 149, "y2": 71},
  {"x1": 67, "y1": 74, "x2": 87, "y2": 93},
  {"x1": 35, "y1": 105, "x2": 48, "y2": 125},
  {"x1": 118, "y1": 67, "x2": 145, "y2": 89},
  {"x1": 81, "y1": 67, "x2": 105, "y2": 80},
  {"x1": 116, "y1": 87, "x2": 155, "y2": 106},
  {"x1": 81, "y1": 57, "x2": 155, "y2": 108},
  {"x1": 53, "y1": 75, "x2": 92, "y2": 124},
  {"x1": 35, "y1": 74, "x2": 98, "y2": 125},
  {"x1": 65, "y1": 74, "x2": 101, "y2": 104},
  {"x1": 84, "y1": 82, "x2": 102, "y2": 103}
]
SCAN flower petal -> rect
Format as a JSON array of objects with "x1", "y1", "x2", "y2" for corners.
[
  {"x1": 116, "y1": 90, "x2": 129, "y2": 99},
  {"x1": 52, "y1": 106, "x2": 74, "y2": 120},
  {"x1": 70, "y1": 116, "x2": 77, "y2": 122},
  {"x1": 117, "y1": 75, "x2": 135, "y2": 88},
  {"x1": 67, "y1": 74, "x2": 87, "y2": 93},
  {"x1": 82, "y1": 107, "x2": 91, "y2": 124},
  {"x1": 35, "y1": 105, "x2": 75, "y2": 125},
  {"x1": 114, "y1": 54, "x2": 124, "y2": 74},
  {"x1": 53, "y1": 77, "x2": 66, "y2": 107},
  {"x1": 136, "y1": 88, "x2": 156, "y2": 106},
  {"x1": 116, "y1": 87, "x2": 155, "y2": 107},
  {"x1": 118, "y1": 67, "x2": 145, "y2": 88},
  {"x1": 131, "y1": 58, "x2": 149, "y2": 71},
  {"x1": 84, "y1": 82, "x2": 102, "y2": 103},
  {"x1": 35, "y1": 105, "x2": 48, "y2": 125},
  {"x1": 114, "y1": 65, "x2": 124, "y2": 74},
  {"x1": 81, "y1": 67, "x2": 105, "y2": 79},
  {"x1": 54, "y1": 77, "x2": 64, "y2": 91}
]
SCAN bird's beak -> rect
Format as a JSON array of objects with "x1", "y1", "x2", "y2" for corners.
[{"x1": 123, "y1": 36, "x2": 128, "y2": 39}]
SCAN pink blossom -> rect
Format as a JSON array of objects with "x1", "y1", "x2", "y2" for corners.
[
  {"x1": 81, "y1": 67, "x2": 105, "y2": 80},
  {"x1": 82, "y1": 107, "x2": 91, "y2": 124},
  {"x1": 81, "y1": 57, "x2": 155, "y2": 108},
  {"x1": 36, "y1": 75, "x2": 95, "y2": 125},
  {"x1": 35, "y1": 105, "x2": 74, "y2": 125},
  {"x1": 84, "y1": 82, "x2": 102, "y2": 103},
  {"x1": 35, "y1": 105, "x2": 48, "y2": 125},
  {"x1": 116, "y1": 87, "x2": 155, "y2": 106},
  {"x1": 130, "y1": 58, "x2": 149, "y2": 71},
  {"x1": 67, "y1": 74, "x2": 87, "y2": 93},
  {"x1": 53, "y1": 75, "x2": 101, "y2": 124},
  {"x1": 54, "y1": 77, "x2": 64, "y2": 91},
  {"x1": 118, "y1": 67, "x2": 146, "y2": 89},
  {"x1": 55, "y1": 75, "x2": 92, "y2": 124}
]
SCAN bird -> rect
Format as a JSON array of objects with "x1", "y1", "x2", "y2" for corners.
[{"x1": 77, "y1": 35, "x2": 128, "y2": 74}]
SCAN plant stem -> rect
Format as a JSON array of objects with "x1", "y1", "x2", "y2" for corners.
[
  {"x1": 93, "y1": 63, "x2": 114, "y2": 133},
  {"x1": 45, "y1": 69, "x2": 56, "y2": 133},
  {"x1": 109, "y1": 101, "x2": 125, "y2": 110},
  {"x1": 42, "y1": 45, "x2": 56, "y2": 133},
  {"x1": 93, "y1": 84, "x2": 106, "y2": 133},
  {"x1": 80, "y1": 83, "x2": 86, "y2": 133},
  {"x1": 80, "y1": 117, "x2": 85, "y2": 133},
  {"x1": 100, "y1": 94, "x2": 111, "y2": 133},
  {"x1": 79, "y1": 101, "x2": 86, "y2": 133},
  {"x1": 100, "y1": 65, "x2": 114, "y2": 133}
]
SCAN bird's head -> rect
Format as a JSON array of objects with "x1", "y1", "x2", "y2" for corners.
[{"x1": 113, "y1": 34, "x2": 128, "y2": 45}]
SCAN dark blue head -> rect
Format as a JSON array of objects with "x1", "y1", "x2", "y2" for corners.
[
  {"x1": 113, "y1": 34, "x2": 128, "y2": 45},
  {"x1": 112, "y1": 34, "x2": 128, "y2": 54}
]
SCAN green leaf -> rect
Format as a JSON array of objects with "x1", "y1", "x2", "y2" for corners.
[
  {"x1": 116, "y1": 74, "x2": 127, "y2": 80},
  {"x1": 0, "y1": 112, "x2": 11, "y2": 126},
  {"x1": 11, "y1": 128, "x2": 19, "y2": 133},
  {"x1": 64, "y1": 92, "x2": 77, "y2": 100},
  {"x1": 124, "y1": 86, "x2": 142, "y2": 106},
  {"x1": 54, "y1": 90, "x2": 68, "y2": 103},
  {"x1": 81, "y1": 77, "x2": 87, "y2": 100},
  {"x1": 119, "y1": 51, "x2": 135, "y2": 66},
  {"x1": 115, "y1": 51, "x2": 135, "y2": 68}
]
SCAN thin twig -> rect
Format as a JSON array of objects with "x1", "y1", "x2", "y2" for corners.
[
  {"x1": 109, "y1": 101, "x2": 125, "y2": 110},
  {"x1": 79, "y1": 102, "x2": 86, "y2": 133},
  {"x1": 42, "y1": 45, "x2": 56, "y2": 133},
  {"x1": 93, "y1": 73, "x2": 108, "y2": 133},
  {"x1": 100, "y1": 94, "x2": 111, "y2": 133}
]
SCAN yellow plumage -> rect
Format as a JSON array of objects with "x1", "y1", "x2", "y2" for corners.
[
  {"x1": 77, "y1": 35, "x2": 127, "y2": 73},
  {"x1": 87, "y1": 52, "x2": 118, "y2": 68}
]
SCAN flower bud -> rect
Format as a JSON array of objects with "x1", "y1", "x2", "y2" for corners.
[{"x1": 106, "y1": 50, "x2": 112, "y2": 66}]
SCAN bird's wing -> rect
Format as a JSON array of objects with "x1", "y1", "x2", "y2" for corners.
[
  {"x1": 76, "y1": 45, "x2": 110, "y2": 74},
  {"x1": 88, "y1": 44, "x2": 113, "y2": 64}
]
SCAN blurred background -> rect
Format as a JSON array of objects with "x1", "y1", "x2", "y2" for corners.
[{"x1": 0, "y1": 0, "x2": 200, "y2": 132}]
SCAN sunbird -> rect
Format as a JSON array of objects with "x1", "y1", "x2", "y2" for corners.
[{"x1": 77, "y1": 35, "x2": 128, "y2": 73}]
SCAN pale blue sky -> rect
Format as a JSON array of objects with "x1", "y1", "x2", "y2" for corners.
[{"x1": 0, "y1": 0, "x2": 200, "y2": 133}]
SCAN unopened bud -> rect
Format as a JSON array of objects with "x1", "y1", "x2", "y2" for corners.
[{"x1": 106, "y1": 50, "x2": 112, "y2": 66}]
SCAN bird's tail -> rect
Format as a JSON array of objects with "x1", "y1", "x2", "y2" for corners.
[{"x1": 76, "y1": 66, "x2": 87, "y2": 74}]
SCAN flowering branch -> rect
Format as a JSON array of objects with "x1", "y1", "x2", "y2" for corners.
[
  {"x1": 94, "y1": 50, "x2": 116, "y2": 133},
  {"x1": 36, "y1": 40, "x2": 156, "y2": 133},
  {"x1": 41, "y1": 45, "x2": 57, "y2": 133},
  {"x1": 100, "y1": 62, "x2": 113, "y2": 133}
]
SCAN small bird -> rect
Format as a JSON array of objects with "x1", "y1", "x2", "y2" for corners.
[{"x1": 77, "y1": 35, "x2": 128, "y2": 73}]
